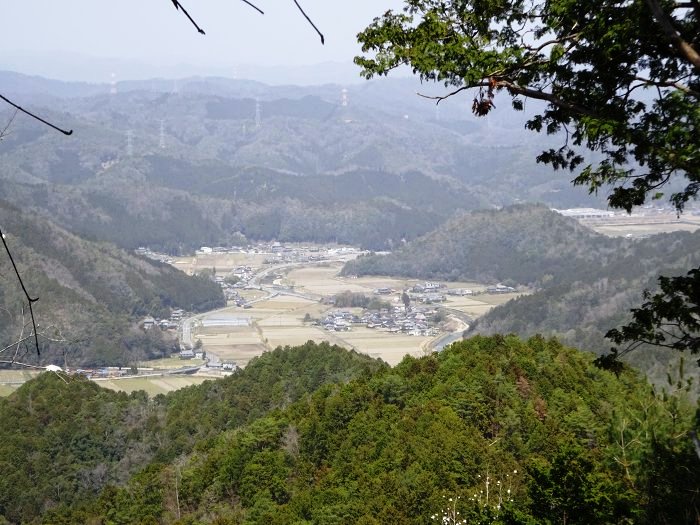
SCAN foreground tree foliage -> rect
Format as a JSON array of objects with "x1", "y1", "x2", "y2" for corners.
[
  {"x1": 356, "y1": 0, "x2": 700, "y2": 364},
  {"x1": 0, "y1": 341, "x2": 383, "y2": 523},
  {"x1": 2, "y1": 338, "x2": 697, "y2": 524},
  {"x1": 604, "y1": 268, "x2": 700, "y2": 361}
]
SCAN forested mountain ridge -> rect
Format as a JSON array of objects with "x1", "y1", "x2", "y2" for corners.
[
  {"x1": 0, "y1": 342, "x2": 384, "y2": 523},
  {"x1": 2, "y1": 337, "x2": 696, "y2": 524},
  {"x1": 0, "y1": 72, "x2": 601, "y2": 252},
  {"x1": 343, "y1": 204, "x2": 700, "y2": 383},
  {"x1": 342, "y1": 204, "x2": 620, "y2": 285},
  {"x1": 0, "y1": 200, "x2": 224, "y2": 366},
  {"x1": 471, "y1": 229, "x2": 700, "y2": 379}
]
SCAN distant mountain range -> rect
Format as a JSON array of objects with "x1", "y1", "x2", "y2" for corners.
[{"x1": 0, "y1": 70, "x2": 603, "y2": 252}]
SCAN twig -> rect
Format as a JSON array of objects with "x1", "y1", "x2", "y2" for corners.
[
  {"x1": 292, "y1": 0, "x2": 325, "y2": 44},
  {"x1": 1, "y1": 333, "x2": 38, "y2": 356},
  {"x1": 240, "y1": 0, "x2": 265, "y2": 15},
  {"x1": 417, "y1": 86, "x2": 471, "y2": 104},
  {"x1": 0, "y1": 360, "x2": 45, "y2": 369},
  {"x1": 169, "y1": 0, "x2": 206, "y2": 35},
  {"x1": 10, "y1": 306, "x2": 29, "y2": 364},
  {"x1": 0, "y1": 108, "x2": 18, "y2": 140},
  {"x1": 0, "y1": 227, "x2": 40, "y2": 356},
  {"x1": 0, "y1": 94, "x2": 73, "y2": 136}
]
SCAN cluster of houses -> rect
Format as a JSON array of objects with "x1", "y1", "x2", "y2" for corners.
[
  {"x1": 318, "y1": 307, "x2": 441, "y2": 337},
  {"x1": 374, "y1": 284, "x2": 448, "y2": 304},
  {"x1": 135, "y1": 247, "x2": 174, "y2": 264},
  {"x1": 141, "y1": 308, "x2": 186, "y2": 331},
  {"x1": 215, "y1": 266, "x2": 254, "y2": 304},
  {"x1": 486, "y1": 284, "x2": 516, "y2": 294},
  {"x1": 373, "y1": 281, "x2": 517, "y2": 308},
  {"x1": 74, "y1": 367, "x2": 129, "y2": 379},
  {"x1": 196, "y1": 242, "x2": 361, "y2": 259},
  {"x1": 178, "y1": 347, "x2": 206, "y2": 360}
]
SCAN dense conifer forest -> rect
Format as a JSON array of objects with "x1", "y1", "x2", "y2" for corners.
[{"x1": 1, "y1": 339, "x2": 697, "y2": 524}]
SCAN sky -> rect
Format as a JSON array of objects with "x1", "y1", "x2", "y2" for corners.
[{"x1": 1, "y1": 1, "x2": 406, "y2": 82}]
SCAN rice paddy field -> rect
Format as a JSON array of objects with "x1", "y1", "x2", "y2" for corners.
[
  {"x1": 171, "y1": 253, "x2": 268, "y2": 276},
  {"x1": 183, "y1": 259, "x2": 523, "y2": 367},
  {"x1": 0, "y1": 248, "x2": 530, "y2": 397},
  {"x1": 0, "y1": 370, "x2": 41, "y2": 396}
]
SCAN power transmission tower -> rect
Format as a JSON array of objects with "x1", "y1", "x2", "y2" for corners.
[
  {"x1": 159, "y1": 120, "x2": 166, "y2": 149},
  {"x1": 255, "y1": 98, "x2": 262, "y2": 129},
  {"x1": 126, "y1": 130, "x2": 133, "y2": 156}
]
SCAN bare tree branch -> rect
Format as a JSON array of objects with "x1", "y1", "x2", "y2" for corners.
[
  {"x1": 292, "y1": 0, "x2": 325, "y2": 44},
  {"x1": 0, "y1": 360, "x2": 45, "y2": 370},
  {"x1": 632, "y1": 76, "x2": 700, "y2": 97},
  {"x1": 645, "y1": 0, "x2": 700, "y2": 71},
  {"x1": 0, "y1": 228, "x2": 40, "y2": 356},
  {"x1": 240, "y1": 0, "x2": 265, "y2": 15},
  {"x1": 169, "y1": 0, "x2": 206, "y2": 35},
  {"x1": 417, "y1": 79, "x2": 599, "y2": 117},
  {"x1": 0, "y1": 94, "x2": 73, "y2": 135},
  {"x1": 0, "y1": 108, "x2": 18, "y2": 140}
]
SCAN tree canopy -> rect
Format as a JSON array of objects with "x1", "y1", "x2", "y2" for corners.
[
  {"x1": 357, "y1": 0, "x2": 699, "y2": 212},
  {"x1": 357, "y1": 0, "x2": 700, "y2": 362}
]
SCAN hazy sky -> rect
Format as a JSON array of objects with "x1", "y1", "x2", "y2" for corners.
[{"x1": 2, "y1": 1, "x2": 405, "y2": 71}]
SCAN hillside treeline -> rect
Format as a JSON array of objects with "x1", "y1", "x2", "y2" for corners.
[
  {"x1": 343, "y1": 205, "x2": 700, "y2": 382},
  {"x1": 342, "y1": 204, "x2": 620, "y2": 284},
  {"x1": 0, "y1": 201, "x2": 224, "y2": 367},
  {"x1": 0, "y1": 71, "x2": 602, "y2": 254},
  {"x1": 1, "y1": 338, "x2": 697, "y2": 524}
]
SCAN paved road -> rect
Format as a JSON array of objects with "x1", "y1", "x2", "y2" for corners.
[
  {"x1": 428, "y1": 307, "x2": 474, "y2": 352},
  {"x1": 179, "y1": 257, "x2": 349, "y2": 360}
]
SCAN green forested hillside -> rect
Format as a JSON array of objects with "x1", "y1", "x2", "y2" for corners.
[
  {"x1": 342, "y1": 204, "x2": 619, "y2": 284},
  {"x1": 0, "y1": 342, "x2": 384, "y2": 523},
  {"x1": 2, "y1": 337, "x2": 696, "y2": 524},
  {"x1": 342, "y1": 205, "x2": 700, "y2": 383},
  {"x1": 0, "y1": 200, "x2": 224, "y2": 366},
  {"x1": 471, "y1": 229, "x2": 700, "y2": 382}
]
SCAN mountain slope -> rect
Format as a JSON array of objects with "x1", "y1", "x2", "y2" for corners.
[
  {"x1": 342, "y1": 204, "x2": 620, "y2": 284},
  {"x1": 0, "y1": 72, "x2": 603, "y2": 251},
  {"x1": 6, "y1": 337, "x2": 695, "y2": 524},
  {"x1": 342, "y1": 205, "x2": 700, "y2": 384},
  {"x1": 0, "y1": 341, "x2": 384, "y2": 523},
  {"x1": 471, "y1": 229, "x2": 700, "y2": 379},
  {"x1": 0, "y1": 200, "x2": 224, "y2": 366}
]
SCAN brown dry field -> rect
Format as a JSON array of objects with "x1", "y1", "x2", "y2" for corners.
[
  {"x1": 206, "y1": 344, "x2": 269, "y2": 367},
  {"x1": 0, "y1": 370, "x2": 210, "y2": 397},
  {"x1": 323, "y1": 326, "x2": 432, "y2": 365},
  {"x1": 178, "y1": 252, "x2": 530, "y2": 369},
  {"x1": 171, "y1": 253, "x2": 268, "y2": 276},
  {"x1": 585, "y1": 214, "x2": 700, "y2": 237},
  {"x1": 591, "y1": 222, "x2": 700, "y2": 237},
  {"x1": 0, "y1": 384, "x2": 16, "y2": 396}
]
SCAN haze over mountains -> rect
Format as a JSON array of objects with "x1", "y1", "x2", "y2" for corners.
[
  {"x1": 1, "y1": 70, "x2": 695, "y2": 373},
  {"x1": 0, "y1": 70, "x2": 601, "y2": 252},
  {"x1": 0, "y1": 65, "x2": 698, "y2": 524}
]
